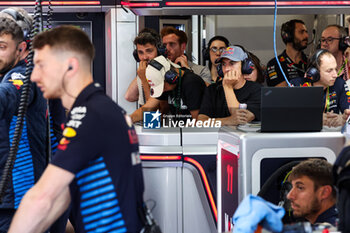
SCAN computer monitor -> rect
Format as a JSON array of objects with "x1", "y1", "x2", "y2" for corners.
[{"x1": 261, "y1": 86, "x2": 324, "y2": 132}]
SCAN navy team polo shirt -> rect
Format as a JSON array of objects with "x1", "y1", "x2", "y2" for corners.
[{"x1": 52, "y1": 83, "x2": 144, "y2": 233}]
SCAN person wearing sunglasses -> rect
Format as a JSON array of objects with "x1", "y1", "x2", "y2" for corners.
[{"x1": 203, "y1": 35, "x2": 230, "y2": 83}]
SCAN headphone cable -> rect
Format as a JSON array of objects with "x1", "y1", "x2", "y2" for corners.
[
  {"x1": 273, "y1": 0, "x2": 291, "y2": 87},
  {"x1": 61, "y1": 69, "x2": 77, "y2": 99}
]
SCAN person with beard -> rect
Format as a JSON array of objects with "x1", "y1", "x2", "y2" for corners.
[
  {"x1": 286, "y1": 159, "x2": 337, "y2": 226},
  {"x1": 266, "y1": 19, "x2": 309, "y2": 86},
  {"x1": 0, "y1": 17, "x2": 47, "y2": 232},
  {"x1": 161, "y1": 26, "x2": 212, "y2": 84},
  {"x1": 125, "y1": 28, "x2": 161, "y2": 107}
]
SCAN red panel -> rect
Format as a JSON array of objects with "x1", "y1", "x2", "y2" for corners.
[
  {"x1": 121, "y1": 1, "x2": 160, "y2": 7},
  {"x1": 0, "y1": 1, "x2": 100, "y2": 5},
  {"x1": 140, "y1": 155, "x2": 182, "y2": 160},
  {"x1": 165, "y1": 1, "x2": 350, "y2": 6}
]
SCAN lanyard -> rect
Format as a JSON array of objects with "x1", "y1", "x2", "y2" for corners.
[
  {"x1": 324, "y1": 86, "x2": 330, "y2": 112},
  {"x1": 337, "y1": 57, "x2": 349, "y2": 78}
]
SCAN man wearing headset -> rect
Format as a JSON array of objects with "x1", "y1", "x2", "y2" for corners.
[
  {"x1": 0, "y1": 16, "x2": 47, "y2": 231},
  {"x1": 198, "y1": 46, "x2": 262, "y2": 125},
  {"x1": 125, "y1": 28, "x2": 161, "y2": 107},
  {"x1": 161, "y1": 26, "x2": 211, "y2": 84},
  {"x1": 130, "y1": 55, "x2": 206, "y2": 122},
  {"x1": 320, "y1": 25, "x2": 349, "y2": 85},
  {"x1": 266, "y1": 19, "x2": 309, "y2": 87},
  {"x1": 291, "y1": 49, "x2": 350, "y2": 127}
]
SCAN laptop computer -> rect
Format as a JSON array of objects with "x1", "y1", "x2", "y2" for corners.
[{"x1": 260, "y1": 86, "x2": 324, "y2": 132}]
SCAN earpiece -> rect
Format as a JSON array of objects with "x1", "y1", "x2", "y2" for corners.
[
  {"x1": 18, "y1": 48, "x2": 22, "y2": 52},
  {"x1": 68, "y1": 65, "x2": 73, "y2": 71}
]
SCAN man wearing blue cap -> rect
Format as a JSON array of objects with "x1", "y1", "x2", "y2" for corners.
[{"x1": 198, "y1": 46, "x2": 262, "y2": 125}]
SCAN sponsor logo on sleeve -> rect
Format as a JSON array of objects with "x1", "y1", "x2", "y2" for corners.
[
  {"x1": 57, "y1": 137, "x2": 70, "y2": 151},
  {"x1": 9, "y1": 73, "x2": 25, "y2": 90},
  {"x1": 62, "y1": 127, "x2": 77, "y2": 138},
  {"x1": 66, "y1": 106, "x2": 87, "y2": 129}
]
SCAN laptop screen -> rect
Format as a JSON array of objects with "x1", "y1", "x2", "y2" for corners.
[{"x1": 261, "y1": 86, "x2": 324, "y2": 132}]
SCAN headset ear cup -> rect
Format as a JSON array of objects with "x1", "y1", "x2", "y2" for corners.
[
  {"x1": 339, "y1": 37, "x2": 349, "y2": 52},
  {"x1": 242, "y1": 58, "x2": 255, "y2": 74},
  {"x1": 281, "y1": 21, "x2": 293, "y2": 44},
  {"x1": 217, "y1": 63, "x2": 224, "y2": 78},
  {"x1": 164, "y1": 70, "x2": 179, "y2": 84},
  {"x1": 133, "y1": 49, "x2": 140, "y2": 62},
  {"x1": 305, "y1": 67, "x2": 320, "y2": 82},
  {"x1": 158, "y1": 44, "x2": 167, "y2": 57}
]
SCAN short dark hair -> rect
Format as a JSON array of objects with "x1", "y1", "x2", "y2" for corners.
[
  {"x1": 0, "y1": 17, "x2": 23, "y2": 44},
  {"x1": 207, "y1": 35, "x2": 230, "y2": 71},
  {"x1": 281, "y1": 19, "x2": 305, "y2": 44},
  {"x1": 133, "y1": 28, "x2": 161, "y2": 48},
  {"x1": 289, "y1": 159, "x2": 336, "y2": 198},
  {"x1": 33, "y1": 25, "x2": 95, "y2": 63},
  {"x1": 160, "y1": 26, "x2": 187, "y2": 45}
]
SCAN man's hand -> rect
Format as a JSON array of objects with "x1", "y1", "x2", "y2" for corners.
[
  {"x1": 226, "y1": 109, "x2": 255, "y2": 125},
  {"x1": 223, "y1": 70, "x2": 240, "y2": 87},
  {"x1": 137, "y1": 60, "x2": 148, "y2": 82},
  {"x1": 174, "y1": 55, "x2": 190, "y2": 69},
  {"x1": 323, "y1": 112, "x2": 343, "y2": 127}
]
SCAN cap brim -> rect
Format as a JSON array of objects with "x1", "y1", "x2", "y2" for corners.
[{"x1": 215, "y1": 54, "x2": 241, "y2": 64}]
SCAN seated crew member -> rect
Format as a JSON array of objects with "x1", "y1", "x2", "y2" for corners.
[
  {"x1": 243, "y1": 51, "x2": 266, "y2": 85},
  {"x1": 290, "y1": 49, "x2": 350, "y2": 127},
  {"x1": 204, "y1": 35, "x2": 229, "y2": 83},
  {"x1": 125, "y1": 28, "x2": 161, "y2": 106},
  {"x1": 130, "y1": 55, "x2": 206, "y2": 122},
  {"x1": 266, "y1": 19, "x2": 308, "y2": 87},
  {"x1": 9, "y1": 26, "x2": 145, "y2": 233},
  {"x1": 0, "y1": 17, "x2": 47, "y2": 232},
  {"x1": 198, "y1": 46, "x2": 262, "y2": 126},
  {"x1": 320, "y1": 25, "x2": 350, "y2": 85},
  {"x1": 161, "y1": 26, "x2": 211, "y2": 84},
  {"x1": 287, "y1": 159, "x2": 338, "y2": 226}
]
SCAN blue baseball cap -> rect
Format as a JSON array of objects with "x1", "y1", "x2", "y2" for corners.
[{"x1": 215, "y1": 46, "x2": 248, "y2": 63}]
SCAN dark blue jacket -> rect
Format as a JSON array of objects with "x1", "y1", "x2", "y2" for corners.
[{"x1": 0, "y1": 60, "x2": 47, "y2": 209}]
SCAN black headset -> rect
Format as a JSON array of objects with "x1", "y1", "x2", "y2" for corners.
[
  {"x1": 216, "y1": 46, "x2": 255, "y2": 78},
  {"x1": 281, "y1": 21, "x2": 295, "y2": 44},
  {"x1": 305, "y1": 49, "x2": 329, "y2": 83},
  {"x1": 148, "y1": 58, "x2": 180, "y2": 84},
  {"x1": 133, "y1": 31, "x2": 166, "y2": 62},
  {"x1": 203, "y1": 35, "x2": 230, "y2": 61},
  {"x1": 1, "y1": 8, "x2": 31, "y2": 42}
]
